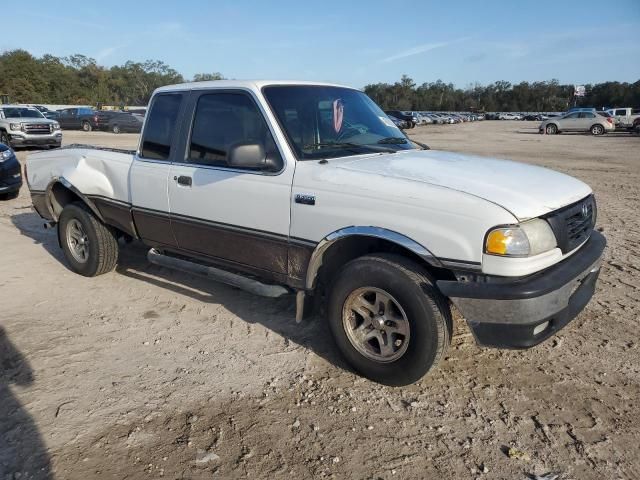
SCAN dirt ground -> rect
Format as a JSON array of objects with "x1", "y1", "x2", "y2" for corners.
[{"x1": 1, "y1": 122, "x2": 638, "y2": 480}]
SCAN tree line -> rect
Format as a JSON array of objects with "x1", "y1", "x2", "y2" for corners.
[
  {"x1": 364, "y1": 75, "x2": 640, "y2": 112},
  {"x1": 0, "y1": 49, "x2": 222, "y2": 106},
  {"x1": 1, "y1": 49, "x2": 639, "y2": 111}
]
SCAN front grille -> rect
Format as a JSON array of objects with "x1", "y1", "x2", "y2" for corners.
[
  {"x1": 544, "y1": 195, "x2": 596, "y2": 253},
  {"x1": 23, "y1": 123, "x2": 52, "y2": 135}
]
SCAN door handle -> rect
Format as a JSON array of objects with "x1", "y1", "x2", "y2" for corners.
[{"x1": 175, "y1": 175, "x2": 192, "y2": 187}]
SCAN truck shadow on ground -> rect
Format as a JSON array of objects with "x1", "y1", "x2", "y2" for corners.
[
  {"x1": 0, "y1": 326, "x2": 52, "y2": 479},
  {"x1": 10, "y1": 211, "x2": 349, "y2": 375}
]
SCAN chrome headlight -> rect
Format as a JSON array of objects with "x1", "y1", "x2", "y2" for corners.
[
  {"x1": 0, "y1": 149, "x2": 14, "y2": 161},
  {"x1": 52, "y1": 122, "x2": 60, "y2": 130},
  {"x1": 485, "y1": 219, "x2": 557, "y2": 257},
  {"x1": 9, "y1": 122, "x2": 22, "y2": 131}
]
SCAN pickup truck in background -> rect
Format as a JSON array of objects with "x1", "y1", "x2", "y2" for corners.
[
  {"x1": 56, "y1": 107, "x2": 114, "y2": 132},
  {"x1": 605, "y1": 107, "x2": 640, "y2": 130},
  {"x1": 26, "y1": 80, "x2": 606, "y2": 385},
  {"x1": 0, "y1": 105, "x2": 62, "y2": 148}
]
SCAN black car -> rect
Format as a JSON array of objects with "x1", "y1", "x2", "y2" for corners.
[
  {"x1": 387, "y1": 114, "x2": 409, "y2": 130},
  {"x1": 107, "y1": 112, "x2": 144, "y2": 134},
  {"x1": 384, "y1": 110, "x2": 416, "y2": 128},
  {"x1": 0, "y1": 143, "x2": 22, "y2": 200}
]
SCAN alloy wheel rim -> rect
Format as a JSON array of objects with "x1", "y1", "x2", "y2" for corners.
[
  {"x1": 66, "y1": 218, "x2": 90, "y2": 263},
  {"x1": 342, "y1": 287, "x2": 410, "y2": 363}
]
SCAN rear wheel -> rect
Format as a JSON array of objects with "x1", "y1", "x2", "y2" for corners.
[
  {"x1": 545, "y1": 124, "x2": 558, "y2": 135},
  {"x1": 58, "y1": 202, "x2": 119, "y2": 276},
  {"x1": 328, "y1": 254, "x2": 451, "y2": 386},
  {"x1": 590, "y1": 124, "x2": 604, "y2": 135},
  {"x1": 82, "y1": 121, "x2": 92, "y2": 132}
]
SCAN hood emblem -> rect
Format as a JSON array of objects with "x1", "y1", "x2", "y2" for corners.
[{"x1": 581, "y1": 203, "x2": 589, "y2": 218}]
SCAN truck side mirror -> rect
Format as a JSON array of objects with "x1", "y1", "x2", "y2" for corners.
[{"x1": 227, "y1": 142, "x2": 283, "y2": 172}]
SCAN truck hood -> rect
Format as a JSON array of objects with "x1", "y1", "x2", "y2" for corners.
[
  {"x1": 334, "y1": 149, "x2": 592, "y2": 220},
  {"x1": 4, "y1": 117, "x2": 55, "y2": 123}
]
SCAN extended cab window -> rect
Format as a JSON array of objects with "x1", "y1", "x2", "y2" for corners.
[
  {"x1": 615, "y1": 109, "x2": 626, "y2": 116},
  {"x1": 187, "y1": 92, "x2": 276, "y2": 168},
  {"x1": 141, "y1": 94, "x2": 183, "y2": 160}
]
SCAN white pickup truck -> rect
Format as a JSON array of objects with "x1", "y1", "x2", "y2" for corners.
[
  {"x1": 605, "y1": 107, "x2": 640, "y2": 130},
  {"x1": 26, "y1": 80, "x2": 606, "y2": 385}
]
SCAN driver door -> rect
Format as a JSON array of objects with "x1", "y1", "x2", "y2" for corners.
[{"x1": 167, "y1": 89, "x2": 293, "y2": 275}]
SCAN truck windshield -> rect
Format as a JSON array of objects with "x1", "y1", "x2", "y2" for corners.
[
  {"x1": 2, "y1": 108, "x2": 45, "y2": 119},
  {"x1": 263, "y1": 85, "x2": 416, "y2": 160}
]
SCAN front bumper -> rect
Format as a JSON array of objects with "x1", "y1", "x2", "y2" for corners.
[
  {"x1": 7, "y1": 132, "x2": 62, "y2": 147},
  {"x1": 437, "y1": 231, "x2": 606, "y2": 349}
]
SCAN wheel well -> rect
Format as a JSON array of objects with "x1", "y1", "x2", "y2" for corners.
[
  {"x1": 49, "y1": 183, "x2": 82, "y2": 220},
  {"x1": 314, "y1": 236, "x2": 456, "y2": 291}
]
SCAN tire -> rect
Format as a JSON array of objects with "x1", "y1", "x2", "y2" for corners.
[
  {"x1": 545, "y1": 124, "x2": 558, "y2": 135},
  {"x1": 0, "y1": 130, "x2": 10, "y2": 145},
  {"x1": 82, "y1": 121, "x2": 92, "y2": 132},
  {"x1": 327, "y1": 254, "x2": 451, "y2": 386},
  {"x1": 0, "y1": 190, "x2": 19, "y2": 201},
  {"x1": 111, "y1": 124, "x2": 120, "y2": 134},
  {"x1": 590, "y1": 124, "x2": 604, "y2": 136},
  {"x1": 58, "y1": 202, "x2": 119, "y2": 277}
]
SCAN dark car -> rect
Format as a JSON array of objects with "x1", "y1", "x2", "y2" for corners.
[
  {"x1": 386, "y1": 114, "x2": 409, "y2": 130},
  {"x1": 384, "y1": 110, "x2": 416, "y2": 128},
  {"x1": 32, "y1": 105, "x2": 59, "y2": 119},
  {"x1": 107, "y1": 112, "x2": 144, "y2": 134},
  {"x1": 0, "y1": 143, "x2": 22, "y2": 200},
  {"x1": 57, "y1": 108, "x2": 114, "y2": 132}
]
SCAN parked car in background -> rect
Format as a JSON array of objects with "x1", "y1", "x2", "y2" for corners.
[
  {"x1": 0, "y1": 142, "x2": 22, "y2": 200},
  {"x1": 605, "y1": 107, "x2": 640, "y2": 130},
  {"x1": 539, "y1": 111, "x2": 614, "y2": 135},
  {"x1": 31, "y1": 105, "x2": 59, "y2": 119},
  {"x1": 385, "y1": 110, "x2": 415, "y2": 128},
  {"x1": 57, "y1": 107, "x2": 114, "y2": 131},
  {"x1": 499, "y1": 113, "x2": 519, "y2": 120},
  {"x1": 107, "y1": 112, "x2": 144, "y2": 134},
  {"x1": 386, "y1": 114, "x2": 409, "y2": 129},
  {"x1": 0, "y1": 105, "x2": 62, "y2": 148}
]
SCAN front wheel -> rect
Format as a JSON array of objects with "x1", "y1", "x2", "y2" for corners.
[
  {"x1": 58, "y1": 202, "x2": 119, "y2": 276},
  {"x1": 111, "y1": 124, "x2": 120, "y2": 134},
  {"x1": 590, "y1": 124, "x2": 604, "y2": 135},
  {"x1": 328, "y1": 254, "x2": 451, "y2": 386},
  {"x1": 545, "y1": 124, "x2": 558, "y2": 135},
  {"x1": 82, "y1": 121, "x2": 92, "y2": 132}
]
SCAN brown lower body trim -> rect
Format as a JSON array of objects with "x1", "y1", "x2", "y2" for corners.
[
  {"x1": 90, "y1": 196, "x2": 137, "y2": 237},
  {"x1": 30, "y1": 191, "x2": 53, "y2": 220}
]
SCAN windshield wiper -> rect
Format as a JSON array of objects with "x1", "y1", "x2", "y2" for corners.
[
  {"x1": 377, "y1": 136, "x2": 408, "y2": 145},
  {"x1": 303, "y1": 141, "x2": 397, "y2": 154}
]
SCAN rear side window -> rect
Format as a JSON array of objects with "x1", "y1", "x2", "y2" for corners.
[
  {"x1": 187, "y1": 92, "x2": 276, "y2": 168},
  {"x1": 579, "y1": 112, "x2": 595, "y2": 118},
  {"x1": 141, "y1": 94, "x2": 183, "y2": 160},
  {"x1": 615, "y1": 109, "x2": 626, "y2": 116}
]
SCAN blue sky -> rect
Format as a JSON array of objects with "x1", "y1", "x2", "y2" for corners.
[{"x1": 4, "y1": 0, "x2": 639, "y2": 88}]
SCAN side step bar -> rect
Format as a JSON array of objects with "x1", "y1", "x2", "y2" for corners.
[{"x1": 147, "y1": 248, "x2": 290, "y2": 299}]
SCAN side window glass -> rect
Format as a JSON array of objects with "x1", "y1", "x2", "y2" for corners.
[
  {"x1": 140, "y1": 94, "x2": 183, "y2": 160},
  {"x1": 188, "y1": 92, "x2": 277, "y2": 169},
  {"x1": 615, "y1": 109, "x2": 626, "y2": 116}
]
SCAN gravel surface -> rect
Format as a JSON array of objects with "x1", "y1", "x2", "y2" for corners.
[{"x1": 1, "y1": 123, "x2": 638, "y2": 479}]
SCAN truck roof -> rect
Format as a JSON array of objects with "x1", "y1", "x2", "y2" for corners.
[{"x1": 154, "y1": 80, "x2": 357, "y2": 94}]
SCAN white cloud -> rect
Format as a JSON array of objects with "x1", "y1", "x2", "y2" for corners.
[{"x1": 379, "y1": 37, "x2": 471, "y2": 63}]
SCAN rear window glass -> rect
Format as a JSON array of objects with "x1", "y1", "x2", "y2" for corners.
[{"x1": 141, "y1": 94, "x2": 183, "y2": 160}]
